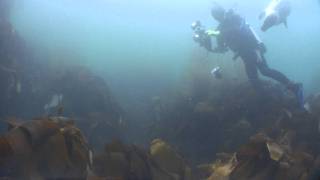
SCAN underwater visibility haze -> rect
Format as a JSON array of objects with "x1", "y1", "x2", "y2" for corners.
[
  {"x1": 11, "y1": 0, "x2": 320, "y2": 98},
  {"x1": 1, "y1": 0, "x2": 320, "y2": 179}
]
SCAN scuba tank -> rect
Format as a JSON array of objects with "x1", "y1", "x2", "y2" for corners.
[{"x1": 242, "y1": 22, "x2": 267, "y2": 53}]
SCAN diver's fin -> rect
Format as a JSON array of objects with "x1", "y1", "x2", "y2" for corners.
[
  {"x1": 283, "y1": 19, "x2": 288, "y2": 28},
  {"x1": 259, "y1": 12, "x2": 266, "y2": 20}
]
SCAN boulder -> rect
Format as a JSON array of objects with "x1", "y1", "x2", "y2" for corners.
[{"x1": 0, "y1": 117, "x2": 90, "y2": 179}]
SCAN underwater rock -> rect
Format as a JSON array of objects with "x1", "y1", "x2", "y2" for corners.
[
  {"x1": 91, "y1": 139, "x2": 191, "y2": 180},
  {"x1": 150, "y1": 138, "x2": 193, "y2": 180},
  {"x1": 230, "y1": 139, "x2": 280, "y2": 179},
  {"x1": 0, "y1": 19, "x2": 27, "y2": 119},
  {"x1": 92, "y1": 152, "x2": 130, "y2": 179},
  {"x1": 304, "y1": 93, "x2": 320, "y2": 131},
  {"x1": 0, "y1": 63, "x2": 125, "y2": 148},
  {"x1": 192, "y1": 107, "x2": 320, "y2": 180},
  {"x1": 82, "y1": 112, "x2": 126, "y2": 150},
  {"x1": 0, "y1": 117, "x2": 90, "y2": 179},
  {"x1": 0, "y1": 31, "x2": 123, "y2": 133},
  {"x1": 45, "y1": 67, "x2": 126, "y2": 150},
  {"x1": 150, "y1": 80, "x2": 293, "y2": 164},
  {"x1": 227, "y1": 128, "x2": 317, "y2": 180},
  {"x1": 92, "y1": 140, "x2": 154, "y2": 180},
  {"x1": 207, "y1": 153, "x2": 238, "y2": 180},
  {"x1": 0, "y1": 16, "x2": 43, "y2": 121},
  {"x1": 267, "y1": 141, "x2": 284, "y2": 161},
  {"x1": 196, "y1": 164, "x2": 215, "y2": 179},
  {"x1": 44, "y1": 93, "x2": 63, "y2": 113},
  {"x1": 195, "y1": 153, "x2": 238, "y2": 180},
  {"x1": 45, "y1": 66, "x2": 122, "y2": 118}
]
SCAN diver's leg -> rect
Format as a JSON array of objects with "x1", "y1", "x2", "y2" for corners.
[
  {"x1": 241, "y1": 52, "x2": 262, "y2": 90},
  {"x1": 258, "y1": 53, "x2": 304, "y2": 107},
  {"x1": 257, "y1": 53, "x2": 290, "y2": 85}
]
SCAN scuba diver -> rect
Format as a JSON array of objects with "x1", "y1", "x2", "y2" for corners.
[{"x1": 193, "y1": 4, "x2": 303, "y2": 107}]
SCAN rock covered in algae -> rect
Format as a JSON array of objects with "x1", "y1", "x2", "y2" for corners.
[
  {"x1": 193, "y1": 108, "x2": 320, "y2": 180},
  {"x1": 148, "y1": 81, "x2": 296, "y2": 164},
  {"x1": 266, "y1": 141, "x2": 284, "y2": 161},
  {"x1": 92, "y1": 140, "x2": 154, "y2": 180},
  {"x1": 229, "y1": 131, "x2": 316, "y2": 180},
  {"x1": 90, "y1": 139, "x2": 193, "y2": 180},
  {"x1": 0, "y1": 117, "x2": 90, "y2": 179},
  {"x1": 206, "y1": 153, "x2": 238, "y2": 180},
  {"x1": 150, "y1": 138, "x2": 193, "y2": 180}
]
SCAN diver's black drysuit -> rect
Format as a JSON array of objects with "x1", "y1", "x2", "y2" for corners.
[{"x1": 213, "y1": 10, "x2": 290, "y2": 89}]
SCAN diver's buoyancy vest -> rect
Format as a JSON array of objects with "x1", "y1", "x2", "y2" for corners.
[{"x1": 219, "y1": 10, "x2": 261, "y2": 53}]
